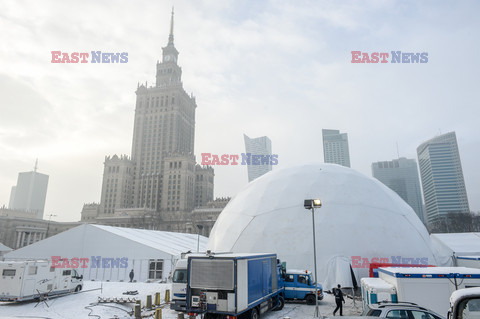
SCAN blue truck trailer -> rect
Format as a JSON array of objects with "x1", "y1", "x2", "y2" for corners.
[{"x1": 186, "y1": 252, "x2": 282, "y2": 319}]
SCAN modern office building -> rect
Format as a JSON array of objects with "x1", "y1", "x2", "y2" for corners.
[
  {"x1": 372, "y1": 157, "x2": 425, "y2": 224},
  {"x1": 244, "y1": 134, "x2": 272, "y2": 182},
  {"x1": 9, "y1": 162, "x2": 49, "y2": 219},
  {"x1": 93, "y1": 10, "x2": 214, "y2": 230},
  {"x1": 322, "y1": 129, "x2": 351, "y2": 167},
  {"x1": 417, "y1": 132, "x2": 470, "y2": 225}
]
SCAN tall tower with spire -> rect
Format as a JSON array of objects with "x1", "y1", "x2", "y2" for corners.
[
  {"x1": 98, "y1": 9, "x2": 213, "y2": 221},
  {"x1": 156, "y1": 8, "x2": 181, "y2": 87},
  {"x1": 9, "y1": 160, "x2": 49, "y2": 219}
]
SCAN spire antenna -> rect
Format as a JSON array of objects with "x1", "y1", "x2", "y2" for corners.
[{"x1": 168, "y1": 6, "x2": 174, "y2": 45}]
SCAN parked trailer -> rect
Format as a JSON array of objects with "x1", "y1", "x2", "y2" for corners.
[
  {"x1": 186, "y1": 253, "x2": 282, "y2": 319},
  {"x1": 361, "y1": 277, "x2": 397, "y2": 310},
  {"x1": 378, "y1": 267, "x2": 480, "y2": 316},
  {"x1": 0, "y1": 260, "x2": 83, "y2": 301}
]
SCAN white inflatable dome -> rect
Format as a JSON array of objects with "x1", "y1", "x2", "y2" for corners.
[{"x1": 207, "y1": 163, "x2": 439, "y2": 289}]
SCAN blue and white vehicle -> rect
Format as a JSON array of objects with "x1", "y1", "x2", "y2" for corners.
[
  {"x1": 185, "y1": 252, "x2": 283, "y2": 319},
  {"x1": 280, "y1": 269, "x2": 324, "y2": 305}
]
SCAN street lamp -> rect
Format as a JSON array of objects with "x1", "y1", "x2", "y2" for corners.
[
  {"x1": 304, "y1": 199, "x2": 322, "y2": 318},
  {"x1": 196, "y1": 224, "x2": 204, "y2": 252}
]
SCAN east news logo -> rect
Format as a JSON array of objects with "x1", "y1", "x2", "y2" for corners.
[
  {"x1": 351, "y1": 51, "x2": 428, "y2": 63},
  {"x1": 51, "y1": 51, "x2": 128, "y2": 63}
]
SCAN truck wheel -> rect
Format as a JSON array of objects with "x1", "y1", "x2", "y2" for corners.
[
  {"x1": 75, "y1": 285, "x2": 82, "y2": 292},
  {"x1": 306, "y1": 294, "x2": 316, "y2": 305},
  {"x1": 250, "y1": 307, "x2": 259, "y2": 319},
  {"x1": 273, "y1": 296, "x2": 284, "y2": 311}
]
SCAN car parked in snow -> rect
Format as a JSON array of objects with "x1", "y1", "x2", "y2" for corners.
[{"x1": 362, "y1": 302, "x2": 445, "y2": 319}]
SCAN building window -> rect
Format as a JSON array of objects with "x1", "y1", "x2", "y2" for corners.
[{"x1": 149, "y1": 259, "x2": 163, "y2": 280}]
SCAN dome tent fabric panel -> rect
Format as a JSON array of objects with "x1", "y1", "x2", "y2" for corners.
[{"x1": 208, "y1": 163, "x2": 439, "y2": 289}]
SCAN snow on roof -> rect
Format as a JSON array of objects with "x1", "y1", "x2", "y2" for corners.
[
  {"x1": 188, "y1": 252, "x2": 276, "y2": 259},
  {"x1": 4, "y1": 224, "x2": 208, "y2": 260},
  {"x1": 361, "y1": 277, "x2": 395, "y2": 290},
  {"x1": 450, "y1": 287, "x2": 480, "y2": 305},
  {"x1": 287, "y1": 269, "x2": 312, "y2": 275},
  {"x1": 380, "y1": 266, "x2": 480, "y2": 275},
  {"x1": 91, "y1": 225, "x2": 208, "y2": 256},
  {"x1": 431, "y1": 233, "x2": 480, "y2": 256}
]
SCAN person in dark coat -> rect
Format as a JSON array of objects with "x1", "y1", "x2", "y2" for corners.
[
  {"x1": 333, "y1": 284, "x2": 345, "y2": 316},
  {"x1": 129, "y1": 269, "x2": 134, "y2": 282}
]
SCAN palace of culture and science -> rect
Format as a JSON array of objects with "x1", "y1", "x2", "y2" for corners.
[{"x1": 80, "y1": 10, "x2": 226, "y2": 235}]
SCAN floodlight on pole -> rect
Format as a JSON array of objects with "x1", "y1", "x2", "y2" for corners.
[{"x1": 304, "y1": 199, "x2": 321, "y2": 318}]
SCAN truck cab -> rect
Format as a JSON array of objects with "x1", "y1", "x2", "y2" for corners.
[
  {"x1": 281, "y1": 269, "x2": 323, "y2": 305},
  {"x1": 449, "y1": 287, "x2": 480, "y2": 319},
  {"x1": 171, "y1": 258, "x2": 188, "y2": 312}
]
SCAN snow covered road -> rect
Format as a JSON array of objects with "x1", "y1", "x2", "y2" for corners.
[{"x1": 0, "y1": 282, "x2": 362, "y2": 319}]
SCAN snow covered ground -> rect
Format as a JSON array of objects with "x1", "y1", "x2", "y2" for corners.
[{"x1": 0, "y1": 281, "x2": 363, "y2": 319}]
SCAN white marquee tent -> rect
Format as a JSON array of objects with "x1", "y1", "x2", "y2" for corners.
[
  {"x1": 5, "y1": 224, "x2": 207, "y2": 282},
  {"x1": 0, "y1": 242, "x2": 12, "y2": 258},
  {"x1": 208, "y1": 163, "x2": 441, "y2": 290},
  {"x1": 431, "y1": 233, "x2": 480, "y2": 268}
]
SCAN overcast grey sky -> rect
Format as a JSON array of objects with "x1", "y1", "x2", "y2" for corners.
[{"x1": 1, "y1": 0, "x2": 479, "y2": 222}]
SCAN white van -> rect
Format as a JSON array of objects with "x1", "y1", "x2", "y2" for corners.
[{"x1": 0, "y1": 260, "x2": 83, "y2": 301}]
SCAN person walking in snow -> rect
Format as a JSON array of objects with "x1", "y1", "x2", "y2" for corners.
[
  {"x1": 333, "y1": 284, "x2": 345, "y2": 316},
  {"x1": 129, "y1": 269, "x2": 134, "y2": 282}
]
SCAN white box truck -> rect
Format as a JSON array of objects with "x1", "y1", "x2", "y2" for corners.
[
  {"x1": 186, "y1": 252, "x2": 282, "y2": 319},
  {"x1": 378, "y1": 267, "x2": 480, "y2": 316},
  {"x1": 0, "y1": 260, "x2": 84, "y2": 301}
]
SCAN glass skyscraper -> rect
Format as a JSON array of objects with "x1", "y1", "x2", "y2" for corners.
[
  {"x1": 372, "y1": 157, "x2": 425, "y2": 224},
  {"x1": 322, "y1": 129, "x2": 351, "y2": 167},
  {"x1": 417, "y1": 132, "x2": 469, "y2": 225},
  {"x1": 9, "y1": 164, "x2": 49, "y2": 219},
  {"x1": 244, "y1": 134, "x2": 272, "y2": 182}
]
